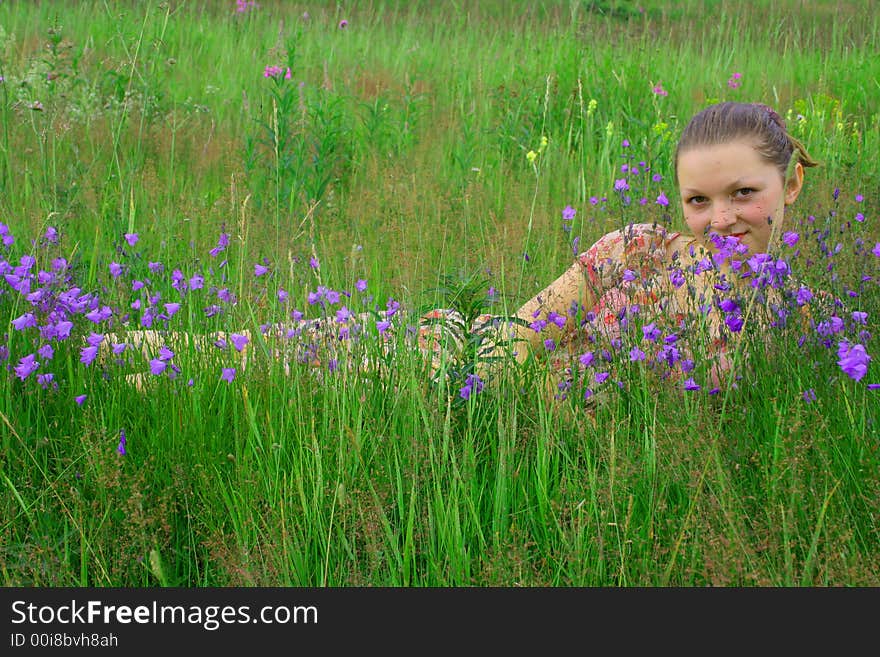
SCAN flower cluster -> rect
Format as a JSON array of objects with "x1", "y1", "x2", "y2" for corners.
[
  {"x1": 263, "y1": 65, "x2": 292, "y2": 80},
  {"x1": 235, "y1": 0, "x2": 257, "y2": 12}
]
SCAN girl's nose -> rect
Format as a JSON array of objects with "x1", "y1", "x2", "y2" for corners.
[{"x1": 711, "y1": 202, "x2": 735, "y2": 228}]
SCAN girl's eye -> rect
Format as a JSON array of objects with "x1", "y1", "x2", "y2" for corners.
[
  {"x1": 733, "y1": 187, "x2": 755, "y2": 198},
  {"x1": 687, "y1": 196, "x2": 708, "y2": 205}
]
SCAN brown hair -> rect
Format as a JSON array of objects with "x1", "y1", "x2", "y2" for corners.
[{"x1": 674, "y1": 102, "x2": 819, "y2": 183}]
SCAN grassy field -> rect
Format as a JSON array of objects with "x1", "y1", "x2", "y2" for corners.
[{"x1": 0, "y1": 0, "x2": 878, "y2": 586}]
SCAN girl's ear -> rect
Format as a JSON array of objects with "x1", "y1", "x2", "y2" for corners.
[{"x1": 785, "y1": 162, "x2": 805, "y2": 205}]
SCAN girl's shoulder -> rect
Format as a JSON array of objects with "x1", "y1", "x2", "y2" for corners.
[{"x1": 577, "y1": 222, "x2": 682, "y2": 266}]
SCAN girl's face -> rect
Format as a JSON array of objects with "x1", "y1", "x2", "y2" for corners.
[{"x1": 677, "y1": 141, "x2": 804, "y2": 255}]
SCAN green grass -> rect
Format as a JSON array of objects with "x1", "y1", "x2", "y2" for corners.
[{"x1": 0, "y1": 0, "x2": 878, "y2": 586}]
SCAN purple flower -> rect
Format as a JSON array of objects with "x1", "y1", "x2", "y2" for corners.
[
  {"x1": 189, "y1": 274, "x2": 204, "y2": 290},
  {"x1": 52, "y1": 320, "x2": 74, "y2": 341},
  {"x1": 547, "y1": 312, "x2": 567, "y2": 329},
  {"x1": 562, "y1": 205, "x2": 576, "y2": 221},
  {"x1": 852, "y1": 311, "x2": 868, "y2": 325},
  {"x1": 209, "y1": 232, "x2": 229, "y2": 257},
  {"x1": 109, "y1": 262, "x2": 123, "y2": 278},
  {"x1": 75, "y1": 394, "x2": 87, "y2": 406},
  {"x1": 855, "y1": 194, "x2": 864, "y2": 202},
  {"x1": 171, "y1": 269, "x2": 186, "y2": 291},
  {"x1": 855, "y1": 212, "x2": 865, "y2": 223},
  {"x1": 150, "y1": 358, "x2": 167, "y2": 376},
  {"x1": 11, "y1": 312, "x2": 37, "y2": 331},
  {"x1": 254, "y1": 263, "x2": 268, "y2": 277},
  {"x1": 718, "y1": 299, "x2": 739, "y2": 313},
  {"x1": 14, "y1": 354, "x2": 39, "y2": 380},
  {"x1": 221, "y1": 367, "x2": 236, "y2": 383},
  {"x1": 614, "y1": 178, "x2": 629, "y2": 192},
  {"x1": 459, "y1": 373, "x2": 484, "y2": 400},
  {"x1": 376, "y1": 319, "x2": 391, "y2": 334},
  {"x1": 80, "y1": 346, "x2": 99, "y2": 366},
  {"x1": 683, "y1": 378, "x2": 701, "y2": 391},
  {"x1": 356, "y1": 279, "x2": 368, "y2": 292},
  {"x1": 595, "y1": 371, "x2": 610, "y2": 384},
  {"x1": 669, "y1": 269, "x2": 685, "y2": 288},
  {"x1": 158, "y1": 346, "x2": 174, "y2": 361},
  {"x1": 795, "y1": 286, "x2": 813, "y2": 306},
  {"x1": 117, "y1": 429, "x2": 127, "y2": 456},
  {"x1": 782, "y1": 231, "x2": 800, "y2": 247},
  {"x1": 656, "y1": 192, "x2": 669, "y2": 207},
  {"x1": 724, "y1": 315, "x2": 744, "y2": 333},
  {"x1": 727, "y1": 72, "x2": 743, "y2": 88},
  {"x1": 338, "y1": 18, "x2": 348, "y2": 28},
  {"x1": 579, "y1": 351, "x2": 595, "y2": 368},
  {"x1": 652, "y1": 81, "x2": 668, "y2": 96},
  {"x1": 642, "y1": 322, "x2": 661, "y2": 342},
  {"x1": 874, "y1": 243, "x2": 880, "y2": 258},
  {"x1": 530, "y1": 319, "x2": 547, "y2": 333},
  {"x1": 629, "y1": 346, "x2": 646, "y2": 362},
  {"x1": 659, "y1": 344, "x2": 680, "y2": 366},
  {"x1": 837, "y1": 341, "x2": 871, "y2": 382},
  {"x1": 37, "y1": 343, "x2": 54, "y2": 360},
  {"x1": 802, "y1": 388, "x2": 817, "y2": 403},
  {"x1": 124, "y1": 233, "x2": 139, "y2": 246},
  {"x1": 230, "y1": 333, "x2": 249, "y2": 352},
  {"x1": 85, "y1": 306, "x2": 112, "y2": 323}
]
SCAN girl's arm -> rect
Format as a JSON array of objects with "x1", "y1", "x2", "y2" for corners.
[
  {"x1": 503, "y1": 260, "x2": 598, "y2": 364},
  {"x1": 478, "y1": 224, "x2": 673, "y2": 370}
]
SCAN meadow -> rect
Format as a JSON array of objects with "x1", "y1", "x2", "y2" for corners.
[{"x1": 0, "y1": 0, "x2": 878, "y2": 586}]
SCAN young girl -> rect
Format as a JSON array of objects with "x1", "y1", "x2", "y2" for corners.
[
  {"x1": 112, "y1": 102, "x2": 822, "y2": 394},
  {"x1": 460, "y1": 100, "x2": 821, "y2": 392}
]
